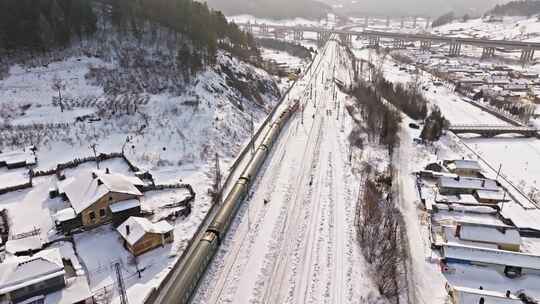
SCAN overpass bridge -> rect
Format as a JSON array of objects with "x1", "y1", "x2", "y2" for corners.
[
  {"x1": 240, "y1": 23, "x2": 540, "y2": 62},
  {"x1": 449, "y1": 124, "x2": 539, "y2": 138}
]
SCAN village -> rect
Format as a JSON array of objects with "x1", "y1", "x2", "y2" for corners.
[
  {"x1": 415, "y1": 157, "x2": 540, "y2": 303},
  {"x1": 0, "y1": 148, "x2": 194, "y2": 304},
  {"x1": 382, "y1": 30, "x2": 540, "y2": 127}
]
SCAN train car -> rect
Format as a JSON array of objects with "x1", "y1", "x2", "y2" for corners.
[
  {"x1": 207, "y1": 178, "x2": 249, "y2": 239},
  {"x1": 261, "y1": 123, "x2": 281, "y2": 149},
  {"x1": 240, "y1": 146, "x2": 269, "y2": 183},
  {"x1": 168, "y1": 232, "x2": 219, "y2": 304},
  {"x1": 158, "y1": 95, "x2": 303, "y2": 304}
]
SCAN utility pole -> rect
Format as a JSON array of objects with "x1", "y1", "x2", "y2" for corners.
[
  {"x1": 496, "y1": 164, "x2": 502, "y2": 181},
  {"x1": 250, "y1": 114, "x2": 255, "y2": 154},
  {"x1": 89, "y1": 143, "x2": 99, "y2": 169},
  {"x1": 214, "y1": 153, "x2": 222, "y2": 205},
  {"x1": 115, "y1": 263, "x2": 128, "y2": 304}
]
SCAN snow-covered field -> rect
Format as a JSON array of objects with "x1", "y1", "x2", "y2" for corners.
[
  {"x1": 433, "y1": 16, "x2": 540, "y2": 43},
  {"x1": 0, "y1": 38, "x2": 290, "y2": 302},
  {"x1": 193, "y1": 39, "x2": 386, "y2": 304}
]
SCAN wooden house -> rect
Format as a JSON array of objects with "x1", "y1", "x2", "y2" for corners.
[
  {"x1": 58, "y1": 170, "x2": 144, "y2": 229},
  {"x1": 117, "y1": 217, "x2": 174, "y2": 256}
]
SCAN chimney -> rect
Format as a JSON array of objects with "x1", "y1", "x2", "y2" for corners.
[
  {"x1": 92, "y1": 172, "x2": 97, "y2": 179},
  {"x1": 106, "y1": 168, "x2": 110, "y2": 174},
  {"x1": 126, "y1": 225, "x2": 130, "y2": 236},
  {"x1": 482, "y1": 180, "x2": 486, "y2": 188}
]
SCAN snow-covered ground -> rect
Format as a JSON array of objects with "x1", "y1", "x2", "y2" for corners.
[
  {"x1": 193, "y1": 39, "x2": 386, "y2": 304},
  {"x1": 227, "y1": 15, "x2": 332, "y2": 28},
  {"x1": 433, "y1": 16, "x2": 540, "y2": 43},
  {"x1": 342, "y1": 24, "x2": 540, "y2": 302},
  {"x1": 0, "y1": 39, "x2": 290, "y2": 302},
  {"x1": 352, "y1": 45, "x2": 540, "y2": 204}
]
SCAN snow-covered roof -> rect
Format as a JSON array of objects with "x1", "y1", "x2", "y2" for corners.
[
  {"x1": 117, "y1": 217, "x2": 173, "y2": 246},
  {"x1": 446, "y1": 160, "x2": 482, "y2": 172},
  {"x1": 443, "y1": 244, "x2": 540, "y2": 270},
  {"x1": 5, "y1": 236, "x2": 42, "y2": 254},
  {"x1": 474, "y1": 190, "x2": 509, "y2": 202},
  {"x1": 438, "y1": 176, "x2": 499, "y2": 192},
  {"x1": 109, "y1": 199, "x2": 141, "y2": 213},
  {"x1": 0, "y1": 248, "x2": 65, "y2": 295},
  {"x1": 450, "y1": 285, "x2": 523, "y2": 304},
  {"x1": 44, "y1": 276, "x2": 92, "y2": 304},
  {"x1": 459, "y1": 225, "x2": 521, "y2": 246},
  {"x1": 0, "y1": 149, "x2": 35, "y2": 166},
  {"x1": 436, "y1": 194, "x2": 479, "y2": 205},
  {"x1": 61, "y1": 170, "x2": 143, "y2": 214},
  {"x1": 53, "y1": 208, "x2": 77, "y2": 222}
]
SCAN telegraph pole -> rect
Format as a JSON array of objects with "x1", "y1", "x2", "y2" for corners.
[
  {"x1": 89, "y1": 143, "x2": 99, "y2": 169},
  {"x1": 115, "y1": 263, "x2": 128, "y2": 304},
  {"x1": 250, "y1": 114, "x2": 255, "y2": 154},
  {"x1": 214, "y1": 153, "x2": 222, "y2": 205}
]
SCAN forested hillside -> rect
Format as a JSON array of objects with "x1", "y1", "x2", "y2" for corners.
[
  {"x1": 0, "y1": 0, "x2": 258, "y2": 72},
  {"x1": 487, "y1": 0, "x2": 540, "y2": 17}
]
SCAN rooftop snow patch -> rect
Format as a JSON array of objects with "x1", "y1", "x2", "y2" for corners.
[
  {"x1": 458, "y1": 224, "x2": 521, "y2": 247},
  {"x1": 116, "y1": 217, "x2": 173, "y2": 246},
  {"x1": 44, "y1": 276, "x2": 92, "y2": 304},
  {"x1": 0, "y1": 149, "x2": 36, "y2": 168},
  {"x1": 446, "y1": 159, "x2": 482, "y2": 172},
  {"x1": 60, "y1": 170, "x2": 143, "y2": 214},
  {"x1": 438, "y1": 176, "x2": 499, "y2": 192},
  {"x1": 109, "y1": 199, "x2": 141, "y2": 213},
  {"x1": 443, "y1": 244, "x2": 540, "y2": 270},
  {"x1": 449, "y1": 285, "x2": 523, "y2": 303},
  {"x1": 0, "y1": 248, "x2": 65, "y2": 295},
  {"x1": 5, "y1": 236, "x2": 43, "y2": 254},
  {"x1": 475, "y1": 189, "x2": 509, "y2": 202}
]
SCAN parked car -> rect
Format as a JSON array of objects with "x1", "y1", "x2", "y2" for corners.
[{"x1": 409, "y1": 122, "x2": 420, "y2": 129}]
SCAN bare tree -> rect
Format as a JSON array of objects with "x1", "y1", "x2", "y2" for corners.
[{"x1": 52, "y1": 76, "x2": 66, "y2": 112}]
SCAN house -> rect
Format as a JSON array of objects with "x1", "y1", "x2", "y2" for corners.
[
  {"x1": 0, "y1": 149, "x2": 36, "y2": 170},
  {"x1": 444, "y1": 159, "x2": 482, "y2": 177},
  {"x1": 437, "y1": 176, "x2": 499, "y2": 195},
  {"x1": 455, "y1": 223, "x2": 521, "y2": 251},
  {"x1": 446, "y1": 284, "x2": 523, "y2": 304},
  {"x1": 504, "y1": 83, "x2": 529, "y2": 92},
  {"x1": 58, "y1": 170, "x2": 144, "y2": 229},
  {"x1": 117, "y1": 217, "x2": 174, "y2": 256},
  {"x1": 442, "y1": 244, "x2": 540, "y2": 278},
  {"x1": 0, "y1": 248, "x2": 65, "y2": 303}
]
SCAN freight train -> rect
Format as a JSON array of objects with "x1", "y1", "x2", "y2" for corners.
[{"x1": 163, "y1": 99, "x2": 300, "y2": 304}]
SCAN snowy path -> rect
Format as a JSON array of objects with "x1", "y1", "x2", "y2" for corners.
[{"x1": 193, "y1": 40, "x2": 380, "y2": 304}]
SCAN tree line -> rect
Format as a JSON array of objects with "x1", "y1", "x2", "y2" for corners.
[
  {"x1": 374, "y1": 76, "x2": 428, "y2": 121},
  {"x1": 0, "y1": 0, "x2": 97, "y2": 51},
  {"x1": 420, "y1": 106, "x2": 449, "y2": 142},
  {"x1": 108, "y1": 0, "x2": 258, "y2": 64},
  {"x1": 488, "y1": 0, "x2": 540, "y2": 17},
  {"x1": 357, "y1": 165, "x2": 405, "y2": 301},
  {"x1": 432, "y1": 12, "x2": 455, "y2": 28},
  {"x1": 256, "y1": 38, "x2": 313, "y2": 60},
  {"x1": 348, "y1": 81, "x2": 401, "y2": 155},
  {"x1": 0, "y1": 0, "x2": 258, "y2": 65}
]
